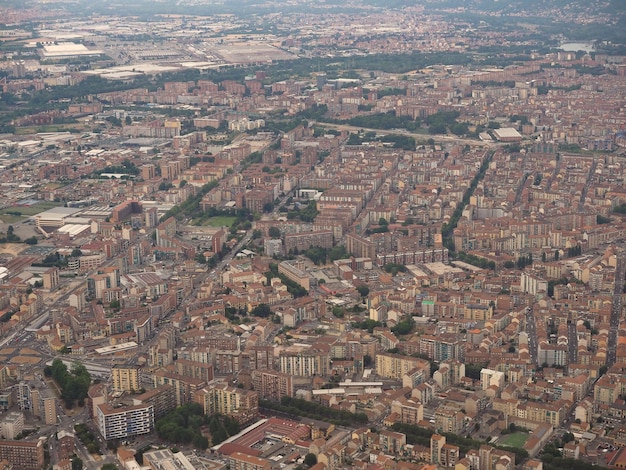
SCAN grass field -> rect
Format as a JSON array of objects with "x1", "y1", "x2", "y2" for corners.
[
  {"x1": 14, "y1": 124, "x2": 84, "y2": 135},
  {"x1": 0, "y1": 201, "x2": 64, "y2": 222},
  {"x1": 498, "y1": 432, "x2": 529, "y2": 448},
  {"x1": 192, "y1": 215, "x2": 237, "y2": 227}
]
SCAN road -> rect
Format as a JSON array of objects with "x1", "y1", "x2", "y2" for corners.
[
  {"x1": 578, "y1": 155, "x2": 598, "y2": 211},
  {"x1": 525, "y1": 306, "x2": 538, "y2": 364},
  {"x1": 607, "y1": 248, "x2": 625, "y2": 366},
  {"x1": 567, "y1": 319, "x2": 578, "y2": 365}
]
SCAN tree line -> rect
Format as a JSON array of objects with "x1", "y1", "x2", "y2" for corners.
[
  {"x1": 155, "y1": 402, "x2": 240, "y2": 449},
  {"x1": 260, "y1": 397, "x2": 368, "y2": 427},
  {"x1": 391, "y1": 422, "x2": 528, "y2": 464},
  {"x1": 44, "y1": 359, "x2": 90, "y2": 408}
]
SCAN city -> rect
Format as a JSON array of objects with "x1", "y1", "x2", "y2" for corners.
[{"x1": 0, "y1": 1, "x2": 626, "y2": 470}]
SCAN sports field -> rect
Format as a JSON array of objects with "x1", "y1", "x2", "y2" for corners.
[
  {"x1": 0, "y1": 201, "x2": 63, "y2": 222},
  {"x1": 498, "y1": 432, "x2": 529, "y2": 448}
]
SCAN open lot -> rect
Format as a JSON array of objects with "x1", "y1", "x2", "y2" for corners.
[
  {"x1": 0, "y1": 201, "x2": 64, "y2": 223},
  {"x1": 193, "y1": 215, "x2": 237, "y2": 227},
  {"x1": 0, "y1": 243, "x2": 24, "y2": 256}
]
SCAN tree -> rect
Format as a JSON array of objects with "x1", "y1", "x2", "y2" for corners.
[
  {"x1": 304, "y1": 453, "x2": 318, "y2": 467},
  {"x1": 363, "y1": 354, "x2": 372, "y2": 367},
  {"x1": 268, "y1": 226, "x2": 281, "y2": 238},
  {"x1": 392, "y1": 317, "x2": 415, "y2": 336},
  {"x1": 71, "y1": 455, "x2": 84, "y2": 470},
  {"x1": 356, "y1": 284, "x2": 370, "y2": 299},
  {"x1": 251, "y1": 304, "x2": 272, "y2": 318}
]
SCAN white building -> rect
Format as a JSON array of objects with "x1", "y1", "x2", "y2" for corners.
[
  {"x1": 0, "y1": 411, "x2": 24, "y2": 439},
  {"x1": 480, "y1": 368, "x2": 504, "y2": 391},
  {"x1": 96, "y1": 403, "x2": 154, "y2": 440}
]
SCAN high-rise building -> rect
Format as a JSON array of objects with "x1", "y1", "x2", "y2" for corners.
[{"x1": 111, "y1": 364, "x2": 141, "y2": 393}]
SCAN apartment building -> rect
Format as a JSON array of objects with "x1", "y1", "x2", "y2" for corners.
[
  {"x1": 278, "y1": 260, "x2": 311, "y2": 290},
  {"x1": 279, "y1": 350, "x2": 329, "y2": 377},
  {"x1": 375, "y1": 352, "x2": 430, "y2": 380},
  {"x1": 431, "y1": 434, "x2": 446, "y2": 465},
  {"x1": 251, "y1": 369, "x2": 294, "y2": 401},
  {"x1": 229, "y1": 452, "x2": 271, "y2": 470},
  {"x1": 390, "y1": 397, "x2": 423, "y2": 425},
  {"x1": 153, "y1": 370, "x2": 206, "y2": 406},
  {"x1": 0, "y1": 440, "x2": 44, "y2": 470},
  {"x1": 419, "y1": 335, "x2": 466, "y2": 362},
  {"x1": 0, "y1": 412, "x2": 23, "y2": 440},
  {"x1": 96, "y1": 403, "x2": 154, "y2": 441},
  {"x1": 132, "y1": 384, "x2": 177, "y2": 419},
  {"x1": 434, "y1": 407, "x2": 465, "y2": 434},
  {"x1": 379, "y1": 430, "x2": 406, "y2": 454},
  {"x1": 193, "y1": 382, "x2": 259, "y2": 424},
  {"x1": 284, "y1": 230, "x2": 333, "y2": 254}
]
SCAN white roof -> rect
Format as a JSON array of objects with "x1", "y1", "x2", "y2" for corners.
[
  {"x1": 35, "y1": 206, "x2": 81, "y2": 220},
  {"x1": 493, "y1": 127, "x2": 522, "y2": 139}
]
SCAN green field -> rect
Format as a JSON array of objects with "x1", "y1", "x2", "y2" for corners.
[
  {"x1": 0, "y1": 201, "x2": 64, "y2": 222},
  {"x1": 192, "y1": 215, "x2": 237, "y2": 227},
  {"x1": 498, "y1": 432, "x2": 529, "y2": 448},
  {"x1": 0, "y1": 213, "x2": 25, "y2": 223}
]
